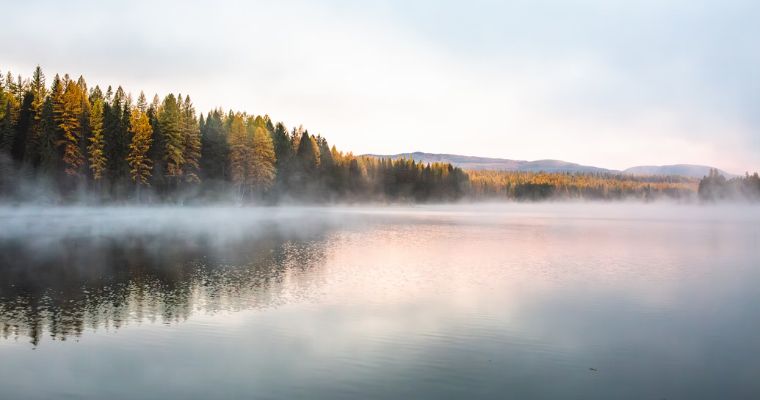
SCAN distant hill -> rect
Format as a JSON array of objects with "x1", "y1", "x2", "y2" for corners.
[
  {"x1": 364, "y1": 152, "x2": 734, "y2": 178},
  {"x1": 363, "y1": 152, "x2": 614, "y2": 174},
  {"x1": 623, "y1": 165, "x2": 735, "y2": 179}
]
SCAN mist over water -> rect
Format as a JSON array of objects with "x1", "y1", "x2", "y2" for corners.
[{"x1": 1, "y1": 203, "x2": 759, "y2": 399}]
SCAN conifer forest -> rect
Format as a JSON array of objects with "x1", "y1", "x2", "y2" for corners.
[{"x1": 1, "y1": 67, "x2": 757, "y2": 203}]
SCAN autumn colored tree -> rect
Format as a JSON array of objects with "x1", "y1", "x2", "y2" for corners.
[
  {"x1": 0, "y1": 66, "x2": 498, "y2": 204},
  {"x1": 127, "y1": 107, "x2": 153, "y2": 188},
  {"x1": 249, "y1": 125, "x2": 276, "y2": 192},
  {"x1": 59, "y1": 77, "x2": 85, "y2": 178},
  {"x1": 88, "y1": 98, "x2": 106, "y2": 181}
]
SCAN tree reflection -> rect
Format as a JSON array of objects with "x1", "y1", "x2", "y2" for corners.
[{"x1": 0, "y1": 226, "x2": 330, "y2": 346}]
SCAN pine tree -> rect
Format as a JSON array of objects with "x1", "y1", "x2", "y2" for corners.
[
  {"x1": 136, "y1": 91, "x2": 147, "y2": 113},
  {"x1": 180, "y1": 95, "x2": 201, "y2": 184},
  {"x1": 0, "y1": 71, "x2": 21, "y2": 156},
  {"x1": 249, "y1": 125, "x2": 276, "y2": 191},
  {"x1": 11, "y1": 91, "x2": 34, "y2": 164},
  {"x1": 76, "y1": 76, "x2": 91, "y2": 174},
  {"x1": 104, "y1": 86, "x2": 130, "y2": 185},
  {"x1": 227, "y1": 113, "x2": 248, "y2": 197},
  {"x1": 88, "y1": 98, "x2": 106, "y2": 181},
  {"x1": 24, "y1": 66, "x2": 46, "y2": 167},
  {"x1": 272, "y1": 122, "x2": 292, "y2": 167},
  {"x1": 0, "y1": 101, "x2": 15, "y2": 153},
  {"x1": 39, "y1": 93, "x2": 58, "y2": 174},
  {"x1": 0, "y1": 69, "x2": 5, "y2": 118},
  {"x1": 317, "y1": 136, "x2": 334, "y2": 170},
  {"x1": 200, "y1": 109, "x2": 228, "y2": 181},
  {"x1": 296, "y1": 130, "x2": 319, "y2": 172},
  {"x1": 59, "y1": 77, "x2": 85, "y2": 177},
  {"x1": 147, "y1": 94, "x2": 165, "y2": 189},
  {"x1": 159, "y1": 94, "x2": 183, "y2": 185},
  {"x1": 317, "y1": 136, "x2": 337, "y2": 192},
  {"x1": 127, "y1": 108, "x2": 153, "y2": 187},
  {"x1": 0, "y1": 67, "x2": 484, "y2": 203}
]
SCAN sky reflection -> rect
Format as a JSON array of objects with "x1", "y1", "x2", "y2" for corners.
[{"x1": 1, "y1": 205, "x2": 759, "y2": 399}]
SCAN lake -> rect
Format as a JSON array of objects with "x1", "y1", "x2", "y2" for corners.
[{"x1": 0, "y1": 203, "x2": 759, "y2": 399}]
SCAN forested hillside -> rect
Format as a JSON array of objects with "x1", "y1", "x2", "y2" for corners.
[{"x1": 0, "y1": 67, "x2": 468, "y2": 203}]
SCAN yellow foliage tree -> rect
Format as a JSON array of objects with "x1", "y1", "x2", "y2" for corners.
[
  {"x1": 249, "y1": 125, "x2": 276, "y2": 191},
  {"x1": 88, "y1": 98, "x2": 106, "y2": 181},
  {"x1": 59, "y1": 78, "x2": 84, "y2": 177},
  {"x1": 127, "y1": 108, "x2": 153, "y2": 187}
]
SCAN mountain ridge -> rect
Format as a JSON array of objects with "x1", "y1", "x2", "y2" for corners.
[{"x1": 363, "y1": 152, "x2": 735, "y2": 178}]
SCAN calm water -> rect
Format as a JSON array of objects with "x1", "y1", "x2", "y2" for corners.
[{"x1": 0, "y1": 204, "x2": 759, "y2": 399}]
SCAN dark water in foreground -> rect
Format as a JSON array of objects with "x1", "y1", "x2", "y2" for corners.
[{"x1": 0, "y1": 204, "x2": 759, "y2": 399}]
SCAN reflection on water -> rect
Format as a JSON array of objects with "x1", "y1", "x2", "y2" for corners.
[
  {"x1": 0, "y1": 208, "x2": 342, "y2": 346},
  {"x1": 0, "y1": 204, "x2": 759, "y2": 399},
  {"x1": 0, "y1": 233, "x2": 329, "y2": 346}
]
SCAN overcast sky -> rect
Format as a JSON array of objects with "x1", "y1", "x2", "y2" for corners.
[{"x1": 2, "y1": 0, "x2": 758, "y2": 172}]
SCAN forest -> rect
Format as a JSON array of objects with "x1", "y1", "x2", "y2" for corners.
[
  {"x1": 0, "y1": 67, "x2": 468, "y2": 203},
  {"x1": 468, "y1": 170, "x2": 697, "y2": 201},
  {"x1": 697, "y1": 169, "x2": 760, "y2": 201},
  {"x1": 1, "y1": 67, "x2": 757, "y2": 204}
]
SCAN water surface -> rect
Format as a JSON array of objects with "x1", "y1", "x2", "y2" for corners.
[{"x1": 1, "y1": 204, "x2": 758, "y2": 399}]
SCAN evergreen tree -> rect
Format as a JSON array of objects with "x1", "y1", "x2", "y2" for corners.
[
  {"x1": 76, "y1": 76, "x2": 91, "y2": 174},
  {"x1": 249, "y1": 125, "x2": 276, "y2": 192},
  {"x1": 180, "y1": 95, "x2": 201, "y2": 184},
  {"x1": 127, "y1": 108, "x2": 153, "y2": 187},
  {"x1": 11, "y1": 91, "x2": 34, "y2": 164},
  {"x1": 271, "y1": 122, "x2": 292, "y2": 188},
  {"x1": 295, "y1": 129, "x2": 319, "y2": 189},
  {"x1": 0, "y1": 69, "x2": 5, "y2": 117},
  {"x1": 317, "y1": 136, "x2": 337, "y2": 194},
  {"x1": 0, "y1": 101, "x2": 14, "y2": 153},
  {"x1": 200, "y1": 109, "x2": 228, "y2": 181},
  {"x1": 317, "y1": 136, "x2": 334, "y2": 170},
  {"x1": 159, "y1": 94, "x2": 184, "y2": 185},
  {"x1": 24, "y1": 66, "x2": 47, "y2": 167},
  {"x1": 147, "y1": 94, "x2": 165, "y2": 190},
  {"x1": 59, "y1": 78, "x2": 85, "y2": 178},
  {"x1": 0, "y1": 72, "x2": 21, "y2": 157},
  {"x1": 39, "y1": 91, "x2": 59, "y2": 174},
  {"x1": 136, "y1": 91, "x2": 148, "y2": 113},
  {"x1": 296, "y1": 130, "x2": 319, "y2": 170},
  {"x1": 88, "y1": 98, "x2": 106, "y2": 181},
  {"x1": 227, "y1": 113, "x2": 248, "y2": 197},
  {"x1": 104, "y1": 86, "x2": 129, "y2": 184},
  {"x1": 0, "y1": 67, "x2": 484, "y2": 203}
]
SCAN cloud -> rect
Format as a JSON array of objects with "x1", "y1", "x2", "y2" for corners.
[{"x1": 2, "y1": 0, "x2": 758, "y2": 172}]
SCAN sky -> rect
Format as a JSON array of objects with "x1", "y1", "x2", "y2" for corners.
[{"x1": 2, "y1": 0, "x2": 759, "y2": 172}]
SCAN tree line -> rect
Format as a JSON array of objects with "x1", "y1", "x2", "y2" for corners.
[
  {"x1": 697, "y1": 169, "x2": 760, "y2": 202},
  {"x1": 468, "y1": 170, "x2": 698, "y2": 201},
  {"x1": 0, "y1": 67, "x2": 468, "y2": 203},
  {"x1": 3, "y1": 67, "x2": 757, "y2": 204}
]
